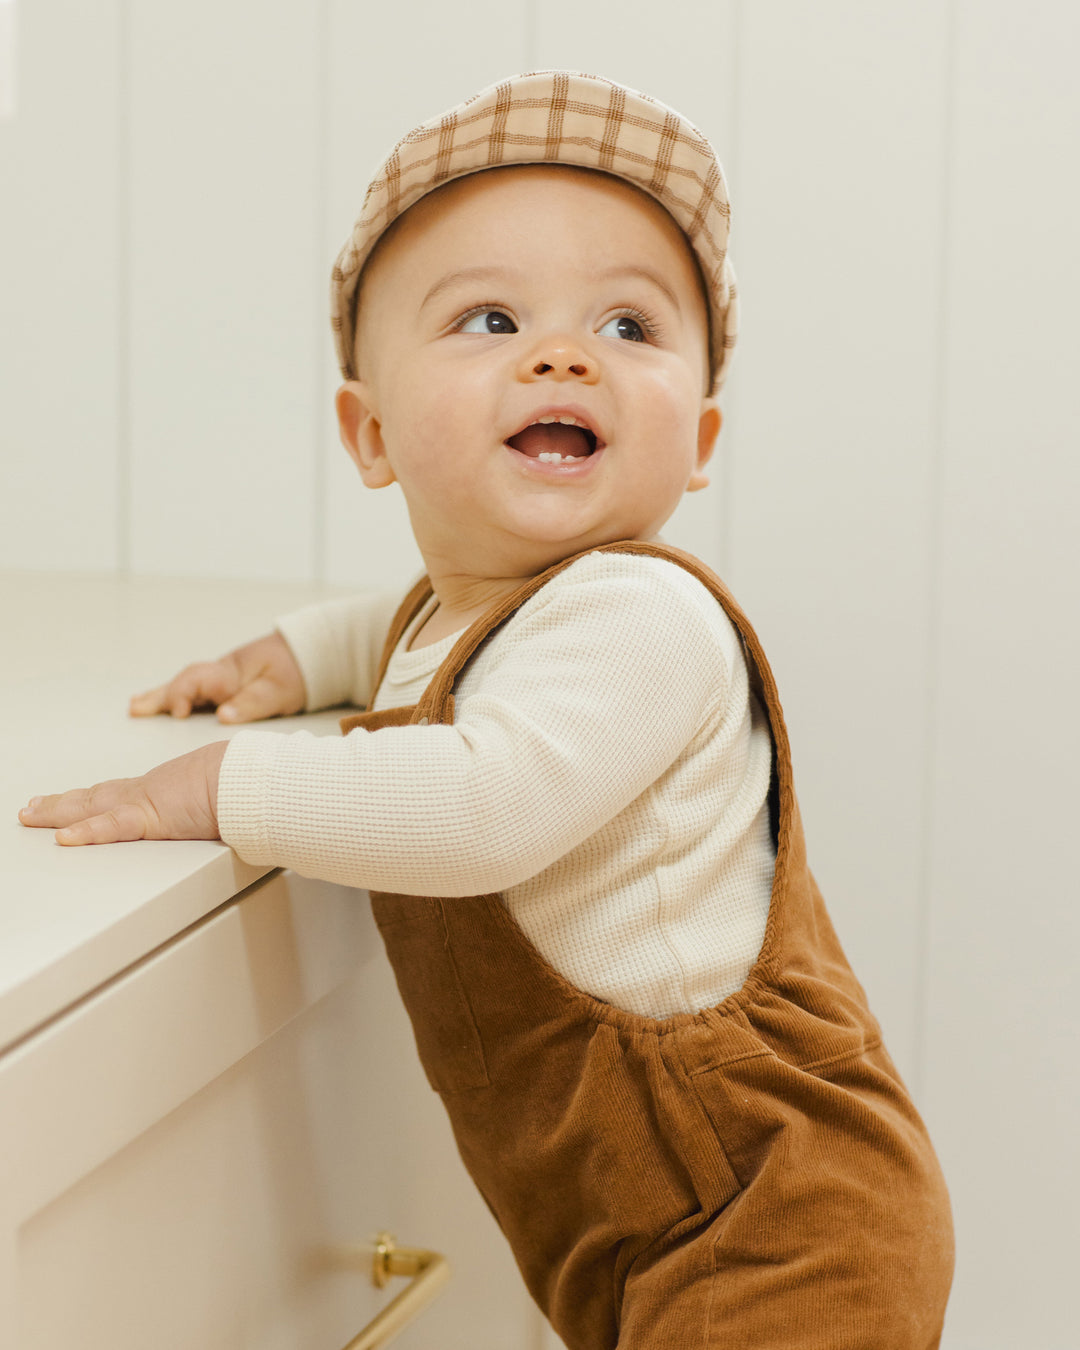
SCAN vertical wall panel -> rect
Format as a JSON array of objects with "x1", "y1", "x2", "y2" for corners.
[
  {"x1": 730, "y1": 2, "x2": 950, "y2": 1082},
  {"x1": 127, "y1": 0, "x2": 323, "y2": 580},
  {"x1": 0, "y1": 0, "x2": 122, "y2": 571},
  {"x1": 924, "y1": 2, "x2": 1080, "y2": 1345},
  {"x1": 534, "y1": 0, "x2": 739, "y2": 577},
  {"x1": 320, "y1": 2, "x2": 530, "y2": 590}
]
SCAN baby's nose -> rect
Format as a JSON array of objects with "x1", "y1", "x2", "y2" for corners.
[{"x1": 520, "y1": 334, "x2": 597, "y2": 382}]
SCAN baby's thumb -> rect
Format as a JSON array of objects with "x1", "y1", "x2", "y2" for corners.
[
  {"x1": 129, "y1": 686, "x2": 166, "y2": 716},
  {"x1": 217, "y1": 676, "x2": 285, "y2": 724}
]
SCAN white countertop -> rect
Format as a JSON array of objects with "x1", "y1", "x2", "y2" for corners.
[{"x1": 1, "y1": 570, "x2": 360, "y2": 1055}]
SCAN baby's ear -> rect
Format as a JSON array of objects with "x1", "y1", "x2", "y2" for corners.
[
  {"x1": 335, "y1": 382, "x2": 396, "y2": 488},
  {"x1": 687, "y1": 399, "x2": 722, "y2": 493}
]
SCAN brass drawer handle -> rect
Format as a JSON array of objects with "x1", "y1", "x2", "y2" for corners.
[{"x1": 339, "y1": 1232, "x2": 451, "y2": 1350}]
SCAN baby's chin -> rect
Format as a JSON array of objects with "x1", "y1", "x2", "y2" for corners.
[{"x1": 500, "y1": 519, "x2": 675, "y2": 570}]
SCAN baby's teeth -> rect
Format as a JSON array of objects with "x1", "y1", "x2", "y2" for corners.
[
  {"x1": 558, "y1": 415, "x2": 577, "y2": 425},
  {"x1": 537, "y1": 452, "x2": 579, "y2": 463}
]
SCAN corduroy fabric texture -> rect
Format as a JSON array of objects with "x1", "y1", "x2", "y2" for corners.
[
  {"x1": 342, "y1": 540, "x2": 955, "y2": 1348},
  {"x1": 330, "y1": 70, "x2": 739, "y2": 395}
]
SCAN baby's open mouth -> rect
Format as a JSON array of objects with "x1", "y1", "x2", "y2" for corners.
[{"x1": 506, "y1": 417, "x2": 599, "y2": 464}]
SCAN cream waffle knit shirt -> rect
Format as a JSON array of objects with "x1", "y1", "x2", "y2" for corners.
[{"x1": 217, "y1": 551, "x2": 776, "y2": 1019}]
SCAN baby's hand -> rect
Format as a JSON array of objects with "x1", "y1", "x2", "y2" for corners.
[
  {"x1": 129, "y1": 631, "x2": 305, "y2": 724},
  {"x1": 18, "y1": 742, "x2": 227, "y2": 846}
]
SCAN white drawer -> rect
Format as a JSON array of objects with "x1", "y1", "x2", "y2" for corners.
[
  {"x1": 0, "y1": 868, "x2": 540, "y2": 1349},
  {"x1": 0, "y1": 872, "x2": 403, "y2": 1348}
]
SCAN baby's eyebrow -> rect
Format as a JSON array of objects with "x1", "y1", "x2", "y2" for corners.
[
  {"x1": 419, "y1": 264, "x2": 682, "y2": 315},
  {"x1": 420, "y1": 266, "x2": 525, "y2": 312},
  {"x1": 595, "y1": 265, "x2": 682, "y2": 314}
]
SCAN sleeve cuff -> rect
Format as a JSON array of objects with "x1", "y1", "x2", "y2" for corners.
[{"x1": 216, "y1": 729, "x2": 286, "y2": 864}]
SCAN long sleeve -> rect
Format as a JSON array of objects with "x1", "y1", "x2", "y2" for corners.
[
  {"x1": 218, "y1": 555, "x2": 734, "y2": 896},
  {"x1": 274, "y1": 588, "x2": 403, "y2": 711}
]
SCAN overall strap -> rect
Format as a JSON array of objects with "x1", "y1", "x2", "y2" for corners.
[
  {"x1": 341, "y1": 542, "x2": 797, "y2": 932},
  {"x1": 409, "y1": 540, "x2": 798, "y2": 980},
  {"x1": 414, "y1": 540, "x2": 793, "y2": 797},
  {"x1": 338, "y1": 573, "x2": 433, "y2": 734}
]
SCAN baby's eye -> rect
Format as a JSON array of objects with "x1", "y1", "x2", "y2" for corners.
[
  {"x1": 598, "y1": 315, "x2": 647, "y2": 343},
  {"x1": 459, "y1": 309, "x2": 518, "y2": 335}
]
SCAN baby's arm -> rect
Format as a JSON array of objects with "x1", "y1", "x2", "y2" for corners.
[
  {"x1": 19, "y1": 565, "x2": 729, "y2": 864},
  {"x1": 218, "y1": 557, "x2": 736, "y2": 896}
]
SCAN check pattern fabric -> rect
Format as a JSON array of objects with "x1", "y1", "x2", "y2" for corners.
[{"x1": 331, "y1": 70, "x2": 739, "y2": 394}]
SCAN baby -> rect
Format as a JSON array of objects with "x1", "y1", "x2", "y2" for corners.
[{"x1": 20, "y1": 72, "x2": 953, "y2": 1348}]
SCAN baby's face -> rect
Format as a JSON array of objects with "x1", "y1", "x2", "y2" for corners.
[{"x1": 337, "y1": 164, "x2": 721, "y2": 580}]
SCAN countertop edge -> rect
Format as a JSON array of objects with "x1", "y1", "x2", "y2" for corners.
[{"x1": 0, "y1": 849, "x2": 275, "y2": 1056}]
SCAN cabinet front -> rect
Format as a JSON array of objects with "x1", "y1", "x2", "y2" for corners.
[{"x1": 0, "y1": 872, "x2": 536, "y2": 1349}]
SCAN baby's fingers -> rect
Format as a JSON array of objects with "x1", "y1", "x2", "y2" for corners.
[
  {"x1": 19, "y1": 782, "x2": 155, "y2": 845},
  {"x1": 129, "y1": 684, "x2": 171, "y2": 717},
  {"x1": 55, "y1": 804, "x2": 153, "y2": 846},
  {"x1": 130, "y1": 660, "x2": 239, "y2": 719},
  {"x1": 217, "y1": 675, "x2": 287, "y2": 724}
]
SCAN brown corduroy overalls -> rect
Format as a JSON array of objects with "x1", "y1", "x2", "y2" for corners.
[{"x1": 340, "y1": 540, "x2": 955, "y2": 1349}]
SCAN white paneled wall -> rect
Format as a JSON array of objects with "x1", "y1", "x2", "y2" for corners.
[
  {"x1": 730, "y1": 0, "x2": 951, "y2": 1092},
  {"x1": 924, "y1": 3, "x2": 1080, "y2": 1344},
  {"x1": 2, "y1": 3, "x2": 1079, "y2": 1346},
  {"x1": 0, "y1": 0, "x2": 123, "y2": 570},
  {"x1": 126, "y1": 1, "x2": 325, "y2": 580}
]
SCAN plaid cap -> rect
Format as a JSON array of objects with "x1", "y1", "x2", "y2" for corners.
[{"x1": 331, "y1": 70, "x2": 739, "y2": 394}]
